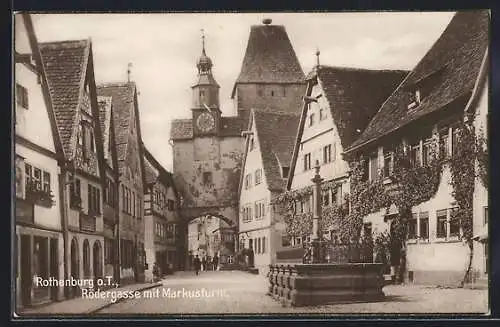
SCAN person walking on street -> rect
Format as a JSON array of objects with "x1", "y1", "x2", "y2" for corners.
[
  {"x1": 201, "y1": 257, "x2": 207, "y2": 272},
  {"x1": 193, "y1": 255, "x2": 201, "y2": 276},
  {"x1": 212, "y1": 254, "x2": 219, "y2": 271}
]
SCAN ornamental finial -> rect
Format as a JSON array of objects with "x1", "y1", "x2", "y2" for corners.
[
  {"x1": 315, "y1": 48, "x2": 320, "y2": 67},
  {"x1": 201, "y1": 28, "x2": 206, "y2": 55}
]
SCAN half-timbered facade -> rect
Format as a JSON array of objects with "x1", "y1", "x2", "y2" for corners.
[
  {"x1": 143, "y1": 148, "x2": 182, "y2": 281},
  {"x1": 40, "y1": 37, "x2": 107, "y2": 298},
  {"x1": 97, "y1": 82, "x2": 147, "y2": 284},
  {"x1": 97, "y1": 96, "x2": 120, "y2": 283}
]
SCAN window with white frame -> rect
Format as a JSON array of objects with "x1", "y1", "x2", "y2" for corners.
[
  {"x1": 484, "y1": 207, "x2": 489, "y2": 226},
  {"x1": 16, "y1": 84, "x2": 29, "y2": 109},
  {"x1": 309, "y1": 113, "x2": 315, "y2": 127},
  {"x1": 369, "y1": 154, "x2": 378, "y2": 181},
  {"x1": 436, "y1": 209, "x2": 448, "y2": 239},
  {"x1": 409, "y1": 213, "x2": 418, "y2": 239},
  {"x1": 304, "y1": 153, "x2": 311, "y2": 171},
  {"x1": 323, "y1": 144, "x2": 332, "y2": 164},
  {"x1": 422, "y1": 137, "x2": 434, "y2": 166},
  {"x1": 419, "y1": 211, "x2": 429, "y2": 240},
  {"x1": 244, "y1": 173, "x2": 252, "y2": 189},
  {"x1": 24, "y1": 163, "x2": 51, "y2": 193},
  {"x1": 319, "y1": 108, "x2": 326, "y2": 121},
  {"x1": 383, "y1": 150, "x2": 394, "y2": 178},
  {"x1": 255, "y1": 169, "x2": 262, "y2": 185},
  {"x1": 254, "y1": 200, "x2": 265, "y2": 220}
]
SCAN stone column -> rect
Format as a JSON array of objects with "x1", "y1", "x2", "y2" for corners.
[{"x1": 311, "y1": 160, "x2": 324, "y2": 263}]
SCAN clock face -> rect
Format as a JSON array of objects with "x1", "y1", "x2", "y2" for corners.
[{"x1": 196, "y1": 112, "x2": 215, "y2": 133}]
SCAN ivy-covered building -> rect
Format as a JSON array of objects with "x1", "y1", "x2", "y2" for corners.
[
  {"x1": 238, "y1": 109, "x2": 300, "y2": 274},
  {"x1": 344, "y1": 10, "x2": 489, "y2": 286},
  {"x1": 284, "y1": 62, "x2": 406, "y2": 245}
]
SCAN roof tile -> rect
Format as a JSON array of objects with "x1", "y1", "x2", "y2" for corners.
[
  {"x1": 315, "y1": 66, "x2": 408, "y2": 148},
  {"x1": 253, "y1": 109, "x2": 300, "y2": 191},
  {"x1": 39, "y1": 39, "x2": 89, "y2": 159},
  {"x1": 348, "y1": 10, "x2": 489, "y2": 151}
]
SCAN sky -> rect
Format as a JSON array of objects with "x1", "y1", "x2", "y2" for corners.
[{"x1": 30, "y1": 12, "x2": 456, "y2": 171}]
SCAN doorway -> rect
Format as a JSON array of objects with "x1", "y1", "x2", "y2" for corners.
[
  {"x1": 49, "y1": 238, "x2": 58, "y2": 301},
  {"x1": 93, "y1": 241, "x2": 102, "y2": 280},
  {"x1": 70, "y1": 238, "x2": 79, "y2": 297},
  {"x1": 20, "y1": 235, "x2": 31, "y2": 307}
]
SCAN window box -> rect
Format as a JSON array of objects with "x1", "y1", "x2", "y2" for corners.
[{"x1": 25, "y1": 182, "x2": 54, "y2": 208}]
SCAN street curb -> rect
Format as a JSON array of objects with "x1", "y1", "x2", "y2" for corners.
[{"x1": 86, "y1": 283, "x2": 163, "y2": 314}]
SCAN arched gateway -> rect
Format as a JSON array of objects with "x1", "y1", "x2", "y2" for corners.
[{"x1": 181, "y1": 207, "x2": 238, "y2": 271}]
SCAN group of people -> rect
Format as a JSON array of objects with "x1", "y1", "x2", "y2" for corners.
[{"x1": 192, "y1": 254, "x2": 219, "y2": 275}]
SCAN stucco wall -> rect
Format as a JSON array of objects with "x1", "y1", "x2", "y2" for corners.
[
  {"x1": 290, "y1": 82, "x2": 349, "y2": 191},
  {"x1": 15, "y1": 64, "x2": 56, "y2": 152},
  {"x1": 472, "y1": 77, "x2": 489, "y2": 277},
  {"x1": 172, "y1": 135, "x2": 243, "y2": 214},
  {"x1": 364, "y1": 167, "x2": 472, "y2": 285},
  {"x1": 234, "y1": 83, "x2": 305, "y2": 114},
  {"x1": 17, "y1": 146, "x2": 61, "y2": 230}
]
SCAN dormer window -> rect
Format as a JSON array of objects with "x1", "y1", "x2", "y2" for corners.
[
  {"x1": 281, "y1": 167, "x2": 289, "y2": 178},
  {"x1": 408, "y1": 89, "x2": 421, "y2": 110}
]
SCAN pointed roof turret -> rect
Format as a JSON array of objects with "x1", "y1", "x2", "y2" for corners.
[
  {"x1": 194, "y1": 29, "x2": 219, "y2": 87},
  {"x1": 231, "y1": 18, "x2": 305, "y2": 97}
]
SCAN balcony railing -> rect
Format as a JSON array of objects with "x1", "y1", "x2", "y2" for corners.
[{"x1": 80, "y1": 212, "x2": 97, "y2": 232}]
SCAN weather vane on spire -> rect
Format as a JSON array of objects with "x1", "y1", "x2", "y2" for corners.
[
  {"x1": 127, "y1": 63, "x2": 133, "y2": 82},
  {"x1": 201, "y1": 28, "x2": 206, "y2": 54}
]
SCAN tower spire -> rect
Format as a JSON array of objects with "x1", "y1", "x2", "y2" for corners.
[
  {"x1": 127, "y1": 62, "x2": 132, "y2": 82},
  {"x1": 201, "y1": 28, "x2": 206, "y2": 55}
]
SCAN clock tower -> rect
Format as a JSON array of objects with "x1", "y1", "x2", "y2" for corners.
[{"x1": 192, "y1": 31, "x2": 221, "y2": 136}]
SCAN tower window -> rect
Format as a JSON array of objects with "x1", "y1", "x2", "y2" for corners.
[
  {"x1": 200, "y1": 90, "x2": 205, "y2": 98},
  {"x1": 271, "y1": 90, "x2": 275, "y2": 96}
]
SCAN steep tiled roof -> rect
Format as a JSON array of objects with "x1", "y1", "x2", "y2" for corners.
[
  {"x1": 220, "y1": 116, "x2": 247, "y2": 137},
  {"x1": 97, "y1": 96, "x2": 112, "y2": 159},
  {"x1": 170, "y1": 119, "x2": 193, "y2": 140},
  {"x1": 170, "y1": 115, "x2": 246, "y2": 140},
  {"x1": 144, "y1": 157, "x2": 158, "y2": 185},
  {"x1": 39, "y1": 39, "x2": 90, "y2": 159},
  {"x1": 97, "y1": 82, "x2": 136, "y2": 163},
  {"x1": 232, "y1": 23, "x2": 305, "y2": 97},
  {"x1": 314, "y1": 66, "x2": 408, "y2": 149},
  {"x1": 347, "y1": 10, "x2": 490, "y2": 152},
  {"x1": 143, "y1": 147, "x2": 177, "y2": 195},
  {"x1": 253, "y1": 109, "x2": 300, "y2": 191}
]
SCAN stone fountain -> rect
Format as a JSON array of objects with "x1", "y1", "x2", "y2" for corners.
[{"x1": 268, "y1": 161, "x2": 385, "y2": 307}]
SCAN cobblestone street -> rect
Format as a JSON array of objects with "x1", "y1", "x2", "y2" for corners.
[{"x1": 96, "y1": 270, "x2": 488, "y2": 315}]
